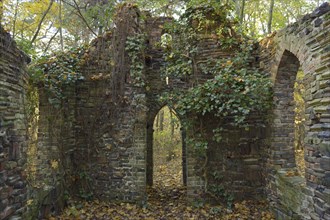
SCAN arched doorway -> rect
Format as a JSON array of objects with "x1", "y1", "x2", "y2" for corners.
[
  {"x1": 146, "y1": 105, "x2": 187, "y2": 188},
  {"x1": 153, "y1": 106, "x2": 183, "y2": 187}
]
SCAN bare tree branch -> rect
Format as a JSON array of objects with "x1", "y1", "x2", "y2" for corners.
[
  {"x1": 12, "y1": 0, "x2": 20, "y2": 39},
  {"x1": 0, "y1": 1, "x2": 4, "y2": 24},
  {"x1": 267, "y1": 0, "x2": 275, "y2": 33},
  {"x1": 43, "y1": 28, "x2": 60, "y2": 54},
  {"x1": 30, "y1": 0, "x2": 55, "y2": 45},
  {"x1": 59, "y1": 0, "x2": 64, "y2": 51},
  {"x1": 71, "y1": 0, "x2": 97, "y2": 36},
  {"x1": 239, "y1": 0, "x2": 245, "y2": 24}
]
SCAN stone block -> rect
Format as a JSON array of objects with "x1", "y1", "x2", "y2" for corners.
[
  {"x1": 311, "y1": 2, "x2": 330, "y2": 17},
  {"x1": 8, "y1": 215, "x2": 22, "y2": 220},
  {"x1": 0, "y1": 207, "x2": 14, "y2": 220},
  {"x1": 318, "y1": 189, "x2": 330, "y2": 204},
  {"x1": 4, "y1": 161, "x2": 17, "y2": 170},
  {"x1": 324, "y1": 213, "x2": 330, "y2": 220},
  {"x1": 317, "y1": 131, "x2": 330, "y2": 139},
  {"x1": 0, "y1": 171, "x2": 7, "y2": 184},
  {"x1": 0, "y1": 198, "x2": 8, "y2": 210},
  {"x1": 320, "y1": 157, "x2": 330, "y2": 171},
  {"x1": 321, "y1": 172, "x2": 330, "y2": 187},
  {"x1": 314, "y1": 203, "x2": 326, "y2": 217}
]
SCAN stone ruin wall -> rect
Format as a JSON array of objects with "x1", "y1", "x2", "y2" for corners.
[
  {"x1": 0, "y1": 2, "x2": 329, "y2": 220},
  {"x1": 0, "y1": 26, "x2": 29, "y2": 219},
  {"x1": 143, "y1": 14, "x2": 269, "y2": 201},
  {"x1": 30, "y1": 85, "x2": 76, "y2": 217},
  {"x1": 29, "y1": 6, "x2": 147, "y2": 217},
  {"x1": 74, "y1": 37, "x2": 148, "y2": 204},
  {"x1": 260, "y1": 2, "x2": 330, "y2": 219},
  {"x1": 32, "y1": 4, "x2": 269, "y2": 209},
  {"x1": 75, "y1": 5, "x2": 148, "y2": 203}
]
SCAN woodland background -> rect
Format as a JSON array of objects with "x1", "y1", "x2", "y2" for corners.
[{"x1": 0, "y1": 0, "x2": 323, "y2": 58}]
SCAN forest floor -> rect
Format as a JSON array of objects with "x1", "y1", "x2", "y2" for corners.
[{"x1": 50, "y1": 158, "x2": 275, "y2": 220}]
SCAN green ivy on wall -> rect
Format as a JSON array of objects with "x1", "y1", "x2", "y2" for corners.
[
  {"x1": 28, "y1": 46, "x2": 87, "y2": 107},
  {"x1": 162, "y1": 4, "x2": 272, "y2": 143},
  {"x1": 159, "y1": 4, "x2": 273, "y2": 205},
  {"x1": 125, "y1": 34, "x2": 146, "y2": 87}
]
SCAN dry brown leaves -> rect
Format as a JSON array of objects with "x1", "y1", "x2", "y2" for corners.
[
  {"x1": 50, "y1": 158, "x2": 275, "y2": 220},
  {"x1": 50, "y1": 190, "x2": 274, "y2": 219}
]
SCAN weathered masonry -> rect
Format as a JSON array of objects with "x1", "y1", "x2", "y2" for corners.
[
  {"x1": 0, "y1": 28, "x2": 29, "y2": 219},
  {"x1": 262, "y1": 3, "x2": 330, "y2": 218},
  {"x1": 0, "y1": 2, "x2": 329, "y2": 220}
]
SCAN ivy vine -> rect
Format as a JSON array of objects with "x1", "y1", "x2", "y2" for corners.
[
  {"x1": 28, "y1": 46, "x2": 87, "y2": 107},
  {"x1": 160, "y1": 4, "x2": 273, "y2": 205},
  {"x1": 125, "y1": 34, "x2": 146, "y2": 87},
  {"x1": 162, "y1": 4, "x2": 272, "y2": 144}
]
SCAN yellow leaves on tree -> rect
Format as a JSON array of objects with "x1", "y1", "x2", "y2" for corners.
[{"x1": 2, "y1": 0, "x2": 59, "y2": 46}]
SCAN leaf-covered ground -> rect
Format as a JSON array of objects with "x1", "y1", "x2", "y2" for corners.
[{"x1": 50, "y1": 158, "x2": 274, "y2": 220}]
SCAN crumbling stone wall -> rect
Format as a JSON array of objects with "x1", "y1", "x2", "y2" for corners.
[
  {"x1": 74, "y1": 5, "x2": 147, "y2": 202},
  {"x1": 260, "y1": 2, "x2": 330, "y2": 219},
  {"x1": 143, "y1": 14, "x2": 269, "y2": 201},
  {"x1": 32, "y1": 6, "x2": 148, "y2": 213},
  {"x1": 28, "y1": 85, "x2": 76, "y2": 218},
  {"x1": 0, "y1": 26, "x2": 29, "y2": 219},
  {"x1": 32, "y1": 4, "x2": 267, "y2": 206},
  {"x1": 23, "y1": 2, "x2": 329, "y2": 219}
]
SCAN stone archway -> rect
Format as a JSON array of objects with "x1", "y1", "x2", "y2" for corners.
[
  {"x1": 146, "y1": 105, "x2": 187, "y2": 187},
  {"x1": 260, "y1": 3, "x2": 330, "y2": 218}
]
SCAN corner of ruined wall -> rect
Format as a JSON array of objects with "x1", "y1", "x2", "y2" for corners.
[{"x1": 0, "y1": 25, "x2": 30, "y2": 219}]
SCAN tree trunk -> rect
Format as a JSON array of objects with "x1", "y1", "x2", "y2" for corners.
[
  {"x1": 59, "y1": 0, "x2": 64, "y2": 51},
  {"x1": 267, "y1": 0, "x2": 275, "y2": 34},
  {"x1": 0, "y1": 1, "x2": 3, "y2": 24},
  {"x1": 12, "y1": 0, "x2": 19, "y2": 39},
  {"x1": 159, "y1": 110, "x2": 164, "y2": 131},
  {"x1": 251, "y1": 12, "x2": 256, "y2": 37},
  {"x1": 43, "y1": 28, "x2": 60, "y2": 54},
  {"x1": 30, "y1": 0, "x2": 55, "y2": 45},
  {"x1": 73, "y1": 0, "x2": 97, "y2": 36},
  {"x1": 240, "y1": 0, "x2": 245, "y2": 24},
  {"x1": 234, "y1": 0, "x2": 241, "y2": 19},
  {"x1": 155, "y1": 113, "x2": 159, "y2": 131},
  {"x1": 170, "y1": 109, "x2": 174, "y2": 140}
]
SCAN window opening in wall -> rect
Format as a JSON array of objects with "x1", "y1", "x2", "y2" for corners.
[
  {"x1": 153, "y1": 106, "x2": 183, "y2": 187},
  {"x1": 273, "y1": 50, "x2": 307, "y2": 181},
  {"x1": 161, "y1": 33, "x2": 172, "y2": 86},
  {"x1": 294, "y1": 69, "x2": 306, "y2": 178}
]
